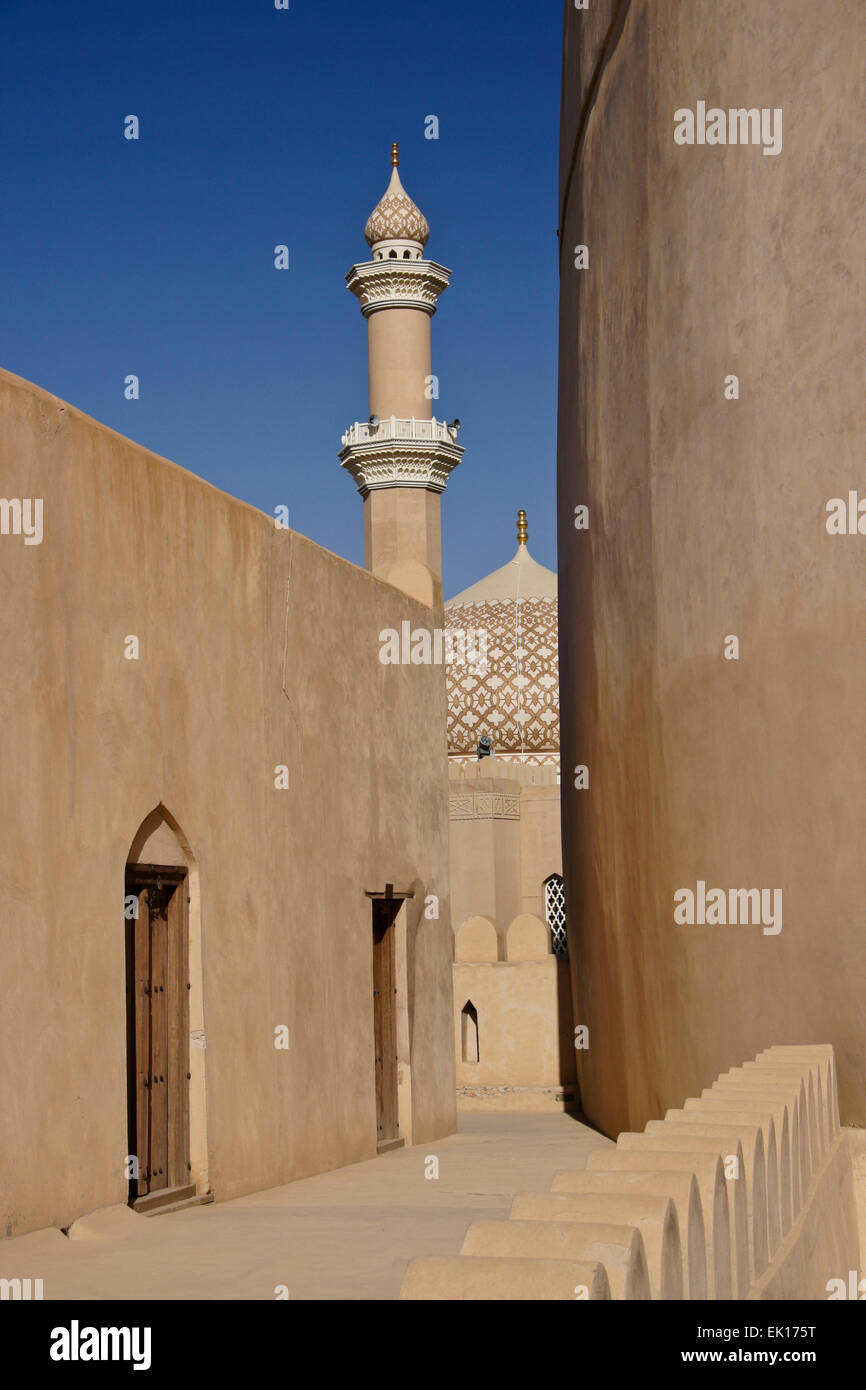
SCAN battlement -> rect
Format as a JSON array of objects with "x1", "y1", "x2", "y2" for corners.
[
  {"x1": 448, "y1": 759, "x2": 560, "y2": 788},
  {"x1": 401, "y1": 1046, "x2": 861, "y2": 1300}
]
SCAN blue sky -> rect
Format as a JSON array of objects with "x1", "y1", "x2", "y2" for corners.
[{"x1": 0, "y1": 0, "x2": 561, "y2": 596}]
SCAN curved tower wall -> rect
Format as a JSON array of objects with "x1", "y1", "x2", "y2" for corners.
[{"x1": 557, "y1": 0, "x2": 866, "y2": 1136}]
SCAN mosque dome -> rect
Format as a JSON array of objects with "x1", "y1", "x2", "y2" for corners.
[
  {"x1": 445, "y1": 511, "x2": 559, "y2": 767},
  {"x1": 364, "y1": 144, "x2": 430, "y2": 252}
]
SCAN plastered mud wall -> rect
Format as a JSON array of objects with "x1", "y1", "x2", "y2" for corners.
[{"x1": 0, "y1": 367, "x2": 456, "y2": 1238}]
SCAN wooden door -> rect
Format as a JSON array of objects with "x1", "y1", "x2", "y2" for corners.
[
  {"x1": 372, "y1": 902, "x2": 399, "y2": 1147},
  {"x1": 125, "y1": 867, "x2": 190, "y2": 1207}
]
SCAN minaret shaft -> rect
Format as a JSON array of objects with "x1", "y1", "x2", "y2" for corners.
[
  {"x1": 367, "y1": 308, "x2": 432, "y2": 422},
  {"x1": 363, "y1": 488, "x2": 442, "y2": 598}
]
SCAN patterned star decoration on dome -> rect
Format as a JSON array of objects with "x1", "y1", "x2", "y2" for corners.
[
  {"x1": 364, "y1": 144, "x2": 430, "y2": 249},
  {"x1": 444, "y1": 511, "x2": 560, "y2": 767}
]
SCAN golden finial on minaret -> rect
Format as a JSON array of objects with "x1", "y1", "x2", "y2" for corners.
[
  {"x1": 517, "y1": 509, "x2": 528, "y2": 545},
  {"x1": 391, "y1": 142, "x2": 400, "y2": 167}
]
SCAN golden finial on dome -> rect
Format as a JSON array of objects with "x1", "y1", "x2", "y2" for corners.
[
  {"x1": 391, "y1": 142, "x2": 400, "y2": 167},
  {"x1": 517, "y1": 509, "x2": 528, "y2": 545}
]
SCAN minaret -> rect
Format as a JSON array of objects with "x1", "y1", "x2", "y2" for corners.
[{"x1": 339, "y1": 144, "x2": 464, "y2": 609}]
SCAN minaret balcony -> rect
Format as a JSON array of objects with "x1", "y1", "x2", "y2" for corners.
[{"x1": 339, "y1": 416, "x2": 464, "y2": 496}]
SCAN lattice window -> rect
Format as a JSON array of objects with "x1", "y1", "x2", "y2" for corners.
[{"x1": 544, "y1": 874, "x2": 567, "y2": 955}]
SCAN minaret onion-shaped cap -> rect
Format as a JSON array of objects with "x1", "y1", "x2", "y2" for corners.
[{"x1": 364, "y1": 143, "x2": 430, "y2": 249}]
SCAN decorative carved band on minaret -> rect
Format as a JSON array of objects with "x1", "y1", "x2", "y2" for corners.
[{"x1": 345, "y1": 258, "x2": 452, "y2": 318}]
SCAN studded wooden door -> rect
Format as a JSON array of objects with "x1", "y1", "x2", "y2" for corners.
[
  {"x1": 372, "y1": 902, "x2": 399, "y2": 1148},
  {"x1": 125, "y1": 867, "x2": 190, "y2": 1206}
]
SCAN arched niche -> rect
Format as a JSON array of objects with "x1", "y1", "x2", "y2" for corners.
[
  {"x1": 461, "y1": 1000, "x2": 479, "y2": 1063},
  {"x1": 128, "y1": 807, "x2": 189, "y2": 868}
]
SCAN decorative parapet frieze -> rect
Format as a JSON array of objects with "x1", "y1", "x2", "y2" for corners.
[
  {"x1": 346, "y1": 258, "x2": 451, "y2": 316},
  {"x1": 449, "y1": 791, "x2": 521, "y2": 822}
]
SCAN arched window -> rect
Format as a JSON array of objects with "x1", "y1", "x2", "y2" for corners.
[
  {"x1": 544, "y1": 874, "x2": 567, "y2": 955},
  {"x1": 461, "y1": 1000, "x2": 479, "y2": 1063}
]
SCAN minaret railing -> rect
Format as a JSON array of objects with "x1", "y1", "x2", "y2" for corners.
[{"x1": 341, "y1": 416, "x2": 456, "y2": 448}]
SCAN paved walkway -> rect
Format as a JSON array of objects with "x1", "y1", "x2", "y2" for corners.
[{"x1": 2, "y1": 1113, "x2": 612, "y2": 1300}]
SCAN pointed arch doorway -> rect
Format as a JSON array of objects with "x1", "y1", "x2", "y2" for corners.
[
  {"x1": 125, "y1": 866, "x2": 191, "y2": 1208},
  {"x1": 125, "y1": 807, "x2": 210, "y2": 1214}
]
